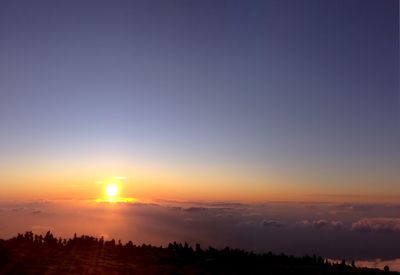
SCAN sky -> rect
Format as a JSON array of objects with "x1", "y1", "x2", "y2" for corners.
[{"x1": 0, "y1": 0, "x2": 399, "y2": 201}]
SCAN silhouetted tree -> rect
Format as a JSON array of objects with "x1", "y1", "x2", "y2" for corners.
[
  {"x1": 0, "y1": 245, "x2": 10, "y2": 267},
  {"x1": 0, "y1": 231, "x2": 397, "y2": 275}
]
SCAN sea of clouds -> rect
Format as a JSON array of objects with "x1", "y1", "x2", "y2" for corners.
[{"x1": 0, "y1": 199, "x2": 399, "y2": 270}]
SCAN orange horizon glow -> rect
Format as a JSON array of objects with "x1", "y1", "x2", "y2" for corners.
[
  {"x1": 2, "y1": 182, "x2": 400, "y2": 205},
  {"x1": 1, "y1": 162, "x2": 399, "y2": 204}
]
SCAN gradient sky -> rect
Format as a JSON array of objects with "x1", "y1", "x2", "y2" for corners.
[{"x1": 0, "y1": 0, "x2": 398, "y2": 201}]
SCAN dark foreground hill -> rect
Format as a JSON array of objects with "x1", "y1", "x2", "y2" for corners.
[{"x1": 0, "y1": 232, "x2": 397, "y2": 275}]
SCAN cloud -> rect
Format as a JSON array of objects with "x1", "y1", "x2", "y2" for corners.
[
  {"x1": 183, "y1": 206, "x2": 233, "y2": 213},
  {"x1": 352, "y1": 218, "x2": 400, "y2": 233},
  {"x1": 168, "y1": 206, "x2": 182, "y2": 211},
  {"x1": 299, "y1": 220, "x2": 310, "y2": 225},
  {"x1": 357, "y1": 258, "x2": 400, "y2": 272},
  {"x1": 331, "y1": 221, "x2": 343, "y2": 230},
  {"x1": 260, "y1": 220, "x2": 283, "y2": 227},
  {"x1": 313, "y1": 220, "x2": 328, "y2": 229},
  {"x1": 241, "y1": 213, "x2": 262, "y2": 217},
  {"x1": 336, "y1": 204, "x2": 375, "y2": 212},
  {"x1": 1, "y1": 200, "x2": 400, "y2": 261},
  {"x1": 207, "y1": 202, "x2": 245, "y2": 207},
  {"x1": 299, "y1": 219, "x2": 343, "y2": 230},
  {"x1": 184, "y1": 207, "x2": 208, "y2": 212}
]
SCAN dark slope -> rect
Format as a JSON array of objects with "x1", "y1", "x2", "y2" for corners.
[{"x1": 0, "y1": 232, "x2": 397, "y2": 275}]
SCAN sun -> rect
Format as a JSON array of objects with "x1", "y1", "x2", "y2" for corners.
[
  {"x1": 95, "y1": 178, "x2": 136, "y2": 203},
  {"x1": 106, "y1": 184, "x2": 119, "y2": 197}
]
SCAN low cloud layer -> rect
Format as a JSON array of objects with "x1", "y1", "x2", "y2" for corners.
[
  {"x1": 261, "y1": 219, "x2": 283, "y2": 227},
  {"x1": 357, "y1": 258, "x2": 400, "y2": 272},
  {"x1": 0, "y1": 200, "x2": 400, "y2": 270},
  {"x1": 352, "y1": 218, "x2": 400, "y2": 233}
]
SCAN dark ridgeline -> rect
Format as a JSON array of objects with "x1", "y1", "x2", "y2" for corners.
[{"x1": 0, "y1": 232, "x2": 396, "y2": 275}]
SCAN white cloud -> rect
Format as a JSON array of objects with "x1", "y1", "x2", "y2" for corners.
[{"x1": 352, "y1": 218, "x2": 400, "y2": 233}]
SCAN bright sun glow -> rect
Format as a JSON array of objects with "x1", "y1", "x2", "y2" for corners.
[
  {"x1": 106, "y1": 184, "x2": 118, "y2": 197},
  {"x1": 95, "y1": 177, "x2": 136, "y2": 203}
]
